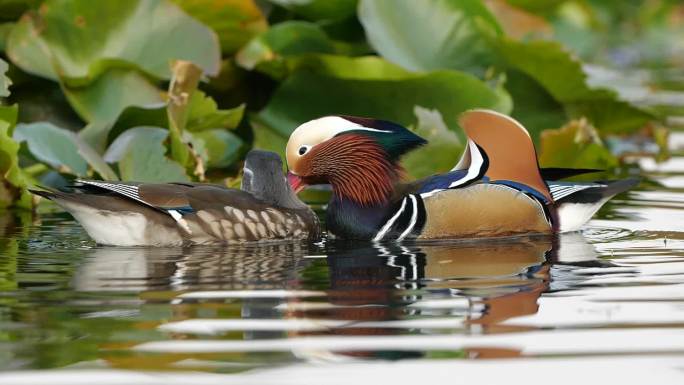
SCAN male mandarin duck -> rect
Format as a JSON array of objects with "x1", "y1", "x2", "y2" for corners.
[
  {"x1": 31, "y1": 150, "x2": 320, "y2": 246},
  {"x1": 285, "y1": 110, "x2": 638, "y2": 241}
]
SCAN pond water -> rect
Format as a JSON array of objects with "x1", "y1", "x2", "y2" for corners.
[{"x1": 0, "y1": 143, "x2": 683, "y2": 383}]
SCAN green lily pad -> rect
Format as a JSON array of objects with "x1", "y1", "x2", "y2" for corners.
[
  {"x1": 14, "y1": 122, "x2": 87, "y2": 175},
  {"x1": 358, "y1": 0, "x2": 502, "y2": 74},
  {"x1": 497, "y1": 39, "x2": 656, "y2": 134},
  {"x1": 172, "y1": 0, "x2": 267, "y2": 54},
  {"x1": 103, "y1": 89, "x2": 243, "y2": 146},
  {"x1": 505, "y1": 70, "x2": 567, "y2": 141},
  {"x1": 0, "y1": 58, "x2": 10, "y2": 97},
  {"x1": 403, "y1": 106, "x2": 463, "y2": 179},
  {"x1": 191, "y1": 129, "x2": 244, "y2": 168},
  {"x1": 13, "y1": 121, "x2": 115, "y2": 179},
  {"x1": 267, "y1": 0, "x2": 358, "y2": 21},
  {"x1": 103, "y1": 104, "x2": 168, "y2": 147},
  {"x1": 104, "y1": 126, "x2": 189, "y2": 182},
  {"x1": 258, "y1": 68, "x2": 507, "y2": 140},
  {"x1": 286, "y1": 54, "x2": 411, "y2": 80},
  {"x1": 236, "y1": 21, "x2": 348, "y2": 79},
  {"x1": 7, "y1": 0, "x2": 221, "y2": 84},
  {"x1": 538, "y1": 119, "x2": 618, "y2": 169},
  {"x1": 64, "y1": 69, "x2": 165, "y2": 149}
]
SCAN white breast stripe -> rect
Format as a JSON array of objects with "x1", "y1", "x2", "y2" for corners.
[
  {"x1": 420, "y1": 139, "x2": 485, "y2": 199},
  {"x1": 397, "y1": 195, "x2": 418, "y2": 241},
  {"x1": 373, "y1": 197, "x2": 408, "y2": 241}
]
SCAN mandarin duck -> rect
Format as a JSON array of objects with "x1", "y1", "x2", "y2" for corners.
[
  {"x1": 285, "y1": 110, "x2": 638, "y2": 241},
  {"x1": 31, "y1": 150, "x2": 320, "y2": 246}
]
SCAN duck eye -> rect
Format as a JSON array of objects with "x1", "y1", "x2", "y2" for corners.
[{"x1": 298, "y1": 145, "x2": 310, "y2": 156}]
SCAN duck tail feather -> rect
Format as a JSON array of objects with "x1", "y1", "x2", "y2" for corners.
[{"x1": 558, "y1": 178, "x2": 640, "y2": 204}]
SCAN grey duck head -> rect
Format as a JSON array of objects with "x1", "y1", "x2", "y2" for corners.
[{"x1": 241, "y1": 150, "x2": 308, "y2": 210}]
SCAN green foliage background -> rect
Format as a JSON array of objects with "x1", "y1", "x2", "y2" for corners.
[{"x1": 0, "y1": 0, "x2": 681, "y2": 209}]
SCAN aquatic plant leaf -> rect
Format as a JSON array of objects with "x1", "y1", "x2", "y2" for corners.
[
  {"x1": 0, "y1": 58, "x2": 10, "y2": 97},
  {"x1": 236, "y1": 21, "x2": 340, "y2": 77},
  {"x1": 14, "y1": 122, "x2": 88, "y2": 175},
  {"x1": 358, "y1": 0, "x2": 502, "y2": 74},
  {"x1": 104, "y1": 91, "x2": 243, "y2": 148},
  {"x1": 13, "y1": 121, "x2": 115, "y2": 179},
  {"x1": 65, "y1": 69, "x2": 164, "y2": 149},
  {"x1": 285, "y1": 54, "x2": 411, "y2": 80},
  {"x1": 267, "y1": 0, "x2": 358, "y2": 21},
  {"x1": 259, "y1": 69, "x2": 507, "y2": 140},
  {"x1": 6, "y1": 0, "x2": 221, "y2": 84},
  {"x1": 191, "y1": 129, "x2": 244, "y2": 169},
  {"x1": 103, "y1": 104, "x2": 169, "y2": 148},
  {"x1": 0, "y1": 0, "x2": 41, "y2": 22},
  {"x1": 167, "y1": 61, "x2": 203, "y2": 167},
  {"x1": 497, "y1": 39, "x2": 656, "y2": 134},
  {"x1": 185, "y1": 92, "x2": 245, "y2": 132},
  {"x1": 172, "y1": 0, "x2": 267, "y2": 54},
  {"x1": 251, "y1": 117, "x2": 288, "y2": 160},
  {"x1": 403, "y1": 106, "x2": 464, "y2": 179},
  {"x1": 504, "y1": 70, "x2": 567, "y2": 142},
  {"x1": 538, "y1": 119, "x2": 619, "y2": 169},
  {"x1": 104, "y1": 126, "x2": 189, "y2": 182},
  {"x1": 0, "y1": 105, "x2": 31, "y2": 208}
]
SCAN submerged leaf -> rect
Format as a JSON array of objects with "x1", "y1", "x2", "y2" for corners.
[
  {"x1": 358, "y1": 0, "x2": 502, "y2": 74},
  {"x1": 538, "y1": 119, "x2": 619, "y2": 169},
  {"x1": 104, "y1": 126, "x2": 189, "y2": 182},
  {"x1": 403, "y1": 106, "x2": 464, "y2": 179}
]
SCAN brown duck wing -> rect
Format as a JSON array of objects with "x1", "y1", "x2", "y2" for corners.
[
  {"x1": 76, "y1": 180, "x2": 194, "y2": 211},
  {"x1": 183, "y1": 185, "x2": 267, "y2": 211},
  {"x1": 459, "y1": 110, "x2": 552, "y2": 202}
]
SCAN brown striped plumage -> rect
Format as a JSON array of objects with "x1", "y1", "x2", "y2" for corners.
[{"x1": 297, "y1": 134, "x2": 401, "y2": 206}]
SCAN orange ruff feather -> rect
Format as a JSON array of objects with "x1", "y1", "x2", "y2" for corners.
[{"x1": 301, "y1": 134, "x2": 400, "y2": 206}]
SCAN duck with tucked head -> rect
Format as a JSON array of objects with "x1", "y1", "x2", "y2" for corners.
[
  {"x1": 285, "y1": 110, "x2": 638, "y2": 241},
  {"x1": 32, "y1": 150, "x2": 320, "y2": 246}
]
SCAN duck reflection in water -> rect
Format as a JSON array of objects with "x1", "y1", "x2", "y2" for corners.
[
  {"x1": 288, "y1": 233, "x2": 604, "y2": 360},
  {"x1": 72, "y1": 233, "x2": 607, "y2": 366}
]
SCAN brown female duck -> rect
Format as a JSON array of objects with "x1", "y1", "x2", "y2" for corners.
[{"x1": 32, "y1": 150, "x2": 320, "y2": 246}]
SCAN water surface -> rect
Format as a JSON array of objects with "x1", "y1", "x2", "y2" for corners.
[{"x1": 0, "y1": 134, "x2": 683, "y2": 384}]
